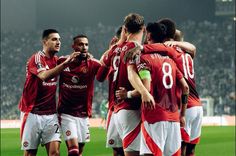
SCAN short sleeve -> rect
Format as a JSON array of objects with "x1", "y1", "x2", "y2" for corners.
[{"x1": 28, "y1": 54, "x2": 46, "y2": 75}]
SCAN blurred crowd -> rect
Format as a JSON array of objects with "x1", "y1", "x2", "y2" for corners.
[{"x1": 1, "y1": 19, "x2": 235, "y2": 119}]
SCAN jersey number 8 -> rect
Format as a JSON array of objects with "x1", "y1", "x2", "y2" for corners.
[{"x1": 162, "y1": 62, "x2": 173, "y2": 89}]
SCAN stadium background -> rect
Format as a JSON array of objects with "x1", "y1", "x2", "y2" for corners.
[
  {"x1": 1, "y1": 0, "x2": 235, "y2": 120},
  {"x1": 0, "y1": 0, "x2": 235, "y2": 155}
]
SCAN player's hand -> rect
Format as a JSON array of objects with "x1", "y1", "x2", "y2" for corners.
[
  {"x1": 115, "y1": 87, "x2": 128, "y2": 100},
  {"x1": 64, "y1": 52, "x2": 81, "y2": 64},
  {"x1": 164, "y1": 41, "x2": 177, "y2": 47},
  {"x1": 141, "y1": 91, "x2": 155, "y2": 110},
  {"x1": 180, "y1": 115, "x2": 186, "y2": 128}
]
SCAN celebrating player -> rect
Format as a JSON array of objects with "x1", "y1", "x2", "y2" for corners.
[
  {"x1": 57, "y1": 34, "x2": 101, "y2": 156},
  {"x1": 143, "y1": 18, "x2": 203, "y2": 156},
  {"x1": 97, "y1": 26, "x2": 126, "y2": 156},
  {"x1": 18, "y1": 29, "x2": 80, "y2": 156}
]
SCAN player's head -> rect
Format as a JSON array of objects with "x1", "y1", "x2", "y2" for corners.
[
  {"x1": 174, "y1": 29, "x2": 184, "y2": 41},
  {"x1": 42, "y1": 29, "x2": 61, "y2": 53},
  {"x1": 116, "y1": 26, "x2": 123, "y2": 39},
  {"x1": 157, "y1": 18, "x2": 176, "y2": 40},
  {"x1": 123, "y1": 13, "x2": 145, "y2": 34},
  {"x1": 145, "y1": 22, "x2": 167, "y2": 43},
  {"x1": 72, "y1": 34, "x2": 89, "y2": 53}
]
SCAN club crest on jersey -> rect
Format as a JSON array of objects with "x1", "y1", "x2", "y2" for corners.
[
  {"x1": 66, "y1": 130, "x2": 71, "y2": 136},
  {"x1": 109, "y1": 139, "x2": 114, "y2": 145},
  {"x1": 71, "y1": 76, "x2": 79, "y2": 84},
  {"x1": 80, "y1": 66, "x2": 88, "y2": 74},
  {"x1": 23, "y1": 141, "x2": 29, "y2": 147},
  {"x1": 36, "y1": 63, "x2": 43, "y2": 69}
]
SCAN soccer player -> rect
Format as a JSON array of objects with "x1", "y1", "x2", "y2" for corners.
[
  {"x1": 119, "y1": 22, "x2": 189, "y2": 156},
  {"x1": 143, "y1": 19, "x2": 203, "y2": 156},
  {"x1": 57, "y1": 34, "x2": 101, "y2": 156},
  {"x1": 113, "y1": 13, "x2": 154, "y2": 156},
  {"x1": 99, "y1": 14, "x2": 155, "y2": 156},
  {"x1": 18, "y1": 29, "x2": 80, "y2": 156},
  {"x1": 97, "y1": 26, "x2": 126, "y2": 156}
]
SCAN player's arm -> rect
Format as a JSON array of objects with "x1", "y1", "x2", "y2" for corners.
[
  {"x1": 164, "y1": 41, "x2": 196, "y2": 58},
  {"x1": 97, "y1": 47, "x2": 114, "y2": 82},
  {"x1": 37, "y1": 52, "x2": 80, "y2": 81},
  {"x1": 124, "y1": 43, "x2": 173, "y2": 61},
  {"x1": 138, "y1": 68, "x2": 156, "y2": 110},
  {"x1": 143, "y1": 43, "x2": 171, "y2": 54},
  {"x1": 127, "y1": 65, "x2": 155, "y2": 109},
  {"x1": 115, "y1": 87, "x2": 140, "y2": 101},
  {"x1": 177, "y1": 68, "x2": 189, "y2": 127},
  {"x1": 96, "y1": 65, "x2": 110, "y2": 82}
]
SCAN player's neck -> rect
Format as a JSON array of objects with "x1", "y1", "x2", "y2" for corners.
[
  {"x1": 127, "y1": 33, "x2": 143, "y2": 44},
  {"x1": 43, "y1": 49, "x2": 56, "y2": 58}
]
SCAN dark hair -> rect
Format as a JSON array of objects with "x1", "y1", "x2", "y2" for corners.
[
  {"x1": 123, "y1": 13, "x2": 144, "y2": 34},
  {"x1": 73, "y1": 34, "x2": 88, "y2": 41},
  {"x1": 157, "y1": 18, "x2": 176, "y2": 39},
  {"x1": 42, "y1": 29, "x2": 59, "y2": 39},
  {"x1": 146, "y1": 22, "x2": 166, "y2": 43},
  {"x1": 116, "y1": 26, "x2": 122, "y2": 38}
]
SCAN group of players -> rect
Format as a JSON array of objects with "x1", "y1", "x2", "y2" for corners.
[{"x1": 18, "y1": 13, "x2": 203, "y2": 156}]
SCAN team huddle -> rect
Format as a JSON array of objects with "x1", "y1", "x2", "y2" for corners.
[{"x1": 18, "y1": 13, "x2": 203, "y2": 156}]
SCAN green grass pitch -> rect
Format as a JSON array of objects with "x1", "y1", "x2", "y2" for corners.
[{"x1": 1, "y1": 126, "x2": 235, "y2": 156}]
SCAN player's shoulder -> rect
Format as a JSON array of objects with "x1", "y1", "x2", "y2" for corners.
[
  {"x1": 57, "y1": 55, "x2": 69, "y2": 63},
  {"x1": 173, "y1": 46, "x2": 185, "y2": 53},
  {"x1": 125, "y1": 41, "x2": 142, "y2": 49},
  {"x1": 29, "y1": 51, "x2": 45, "y2": 63},
  {"x1": 32, "y1": 50, "x2": 45, "y2": 58},
  {"x1": 90, "y1": 57, "x2": 101, "y2": 64}
]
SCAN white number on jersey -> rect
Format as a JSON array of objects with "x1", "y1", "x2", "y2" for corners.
[
  {"x1": 181, "y1": 53, "x2": 194, "y2": 79},
  {"x1": 112, "y1": 55, "x2": 120, "y2": 82},
  {"x1": 162, "y1": 62, "x2": 173, "y2": 89}
]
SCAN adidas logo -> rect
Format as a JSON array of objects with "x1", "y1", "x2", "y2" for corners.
[{"x1": 64, "y1": 67, "x2": 70, "y2": 72}]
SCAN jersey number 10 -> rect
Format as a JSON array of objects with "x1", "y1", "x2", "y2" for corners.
[{"x1": 181, "y1": 53, "x2": 194, "y2": 79}]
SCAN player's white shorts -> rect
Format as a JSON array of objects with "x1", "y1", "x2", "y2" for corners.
[
  {"x1": 181, "y1": 106, "x2": 203, "y2": 144},
  {"x1": 106, "y1": 109, "x2": 122, "y2": 148},
  {"x1": 20, "y1": 112, "x2": 61, "y2": 150},
  {"x1": 59, "y1": 113, "x2": 90, "y2": 143},
  {"x1": 140, "y1": 121, "x2": 181, "y2": 156},
  {"x1": 114, "y1": 109, "x2": 141, "y2": 152}
]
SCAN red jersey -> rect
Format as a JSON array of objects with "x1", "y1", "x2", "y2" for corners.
[
  {"x1": 100, "y1": 45, "x2": 119, "y2": 111},
  {"x1": 143, "y1": 44, "x2": 201, "y2": 108},
  {"x1": 18, "y1": 51, "x2": 58, "y2": 115},
  {"x1": 57, "y1": 56, "x2": 101, "y2": 117},
  {"x1": 103, "y1": 42, "x2": 141, "y2": 112},
  {"x1": 137, "y1": 53, "x2": 183, "y2": 123}
]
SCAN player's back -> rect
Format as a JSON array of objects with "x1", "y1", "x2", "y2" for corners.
[
  {"x1": 138, "y1": 53, "x2": 181, "y2": 123},
  {"x1": 113, "y1": 41, "x2": 141, "y2": 112},
  {"x1": 172, "y1": 46, "x2": 201, "y2": 108},
  {"x1": 143, "y1": 44, "x2": 201, "y2": 108}
]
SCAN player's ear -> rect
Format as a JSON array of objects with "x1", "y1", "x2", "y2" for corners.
[
  {"x1": 42, "y1": 38, "x2": 47, "y2": 46},
  {"x1": 123, "y1": 26, "x2": 128, "y2": 34}
]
